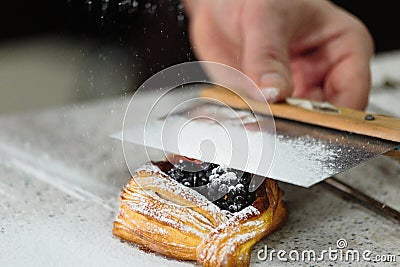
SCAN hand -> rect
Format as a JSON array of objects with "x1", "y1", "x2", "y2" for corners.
[{"x1": 184, "y1": 0, "x2": 374, "y2": 110}]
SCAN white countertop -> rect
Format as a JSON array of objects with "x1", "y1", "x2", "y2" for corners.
[{"x1": 1, "y1": 52, "x2": 399, "y2": 266}]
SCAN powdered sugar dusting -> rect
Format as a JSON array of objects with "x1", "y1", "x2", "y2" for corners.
[
  {"x1": 197, "y1": 205, "x2": 265, "y2": 264},
  {"x1": 135, "y1": 164, "x2": 168, "y2": 177},
  {"x1": 147, "y1": 173, "x2": 225, "y2": 221},
  {"x1": 125, "y1": 201, "x2": 207, "y2": 236},
  {"x1": 209, "y1": 165, "x2": 237, "y2": 184},
  {"x1": 213, "y1": 205, "x2": 260, "y2": 232}
]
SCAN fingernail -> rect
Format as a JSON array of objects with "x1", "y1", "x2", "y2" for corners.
[
  {"x1": 261, "y1": 73, "x2": 286, "y2": 86},
  {"x1": 260, "y1": 73, "x2": 287, "y2": 102},
  {"x1": 261, "y1": 87, "x2": 280, "y2": 102}
]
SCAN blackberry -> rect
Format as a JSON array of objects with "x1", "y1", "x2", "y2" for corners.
[
  {"x1": 246, "y1": 193, "x2": 256, "y2": 205},
  {"x1": 210, "y1": 177, "x2": 219, "y2": 187},
  {"x1": 168, "y1": 167, "x2": 184, "y2": 182},
  {"x1": 218, "y1": 199, "x2": 229, "y2": 210},
  {"x1": 219, "y1": 184, "x2": 229, "y2": 195},
  {"x1": 207, "y1": 187, "x2": 218, "y2": 199},
  {"x1": 227, "y1": 186, "x2": 237, "y2": 197},
  {"x1": 198, "y1": 176, "x2": 209, "y2": 186},
  {"x1": 228, "y1": 204, "x2": 239, "y2": 213},
  {"x1": 183, "y1": 181, "x2": 192, "y2": 187},
  {"x1": 234, "y1": 195, "x2": 245, "y2": 204},
  {"x1": 235, "y1": 184, "x2": 246, "y2": 196},
  {"x1": 214, "y1": 166, "x2": 226, "y2": 175},
  {"x1": 208, "y1": 163, "x2": 219, "y2": 170},
  {"x1": 159, "y1": 159, "x2": 257, "y2": 213},
  {"x1": 181, "y1": 178, "x2": 192, "y2": 187},
  {"x1": 239, "y1": 173, "x2": 252, "y2": 185}
]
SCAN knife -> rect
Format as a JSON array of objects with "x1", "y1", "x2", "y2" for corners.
[{"x1": 113, "y1": 85, "x2": 400, "y2": 187}]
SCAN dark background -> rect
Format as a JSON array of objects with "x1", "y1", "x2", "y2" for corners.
[{"x1": 1, "y1": 0, "x2": 399, "y2": 86}]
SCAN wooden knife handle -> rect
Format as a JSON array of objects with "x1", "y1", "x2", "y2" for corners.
[{"x1": 200, "y1": 86, "x2": 400, "y2": 142}]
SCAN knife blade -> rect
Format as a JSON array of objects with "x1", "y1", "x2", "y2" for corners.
[{"x1": 112, "y1": 85, "x2": 399, "y2": 187}]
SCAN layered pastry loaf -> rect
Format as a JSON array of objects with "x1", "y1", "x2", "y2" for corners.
[{"x1": 113, "y1": 156, "x2": 287, "y2": 267}]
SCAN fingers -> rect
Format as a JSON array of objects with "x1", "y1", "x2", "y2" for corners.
[
  {"x1": 187, "y1": 0, "x2": 373, "y2": 110},
  {"x1": 324, "y1": 54, "x2": 371, "y2": 110},
  {"x1": 189, "y1": 9, "x2": 240, "y2": 69},
  {"x1": 189, "y1": 7, "x2": 254, "y2": 91},
  {"x1": 324, "y1": 25, "x2": 374, "y2": 110},
  {"x1": 293, "y1": 86, "x2": 325, "y2": 102},
  {"x1": 241, "y1": 1, "x2": 294, "y2": 103}
]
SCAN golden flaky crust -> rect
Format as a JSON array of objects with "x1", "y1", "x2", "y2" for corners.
[{"x1": 112, "y1": 163, "x2": 287, "y2": 266}]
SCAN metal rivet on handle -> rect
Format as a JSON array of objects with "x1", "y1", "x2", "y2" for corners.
[{"x1": 364, "y1": 114, "x2": 375, "y2": 121}]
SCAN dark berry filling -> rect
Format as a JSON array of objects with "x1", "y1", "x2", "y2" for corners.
[{"x1": 158, "y1": 159, "x2": 256, "y2": 213}]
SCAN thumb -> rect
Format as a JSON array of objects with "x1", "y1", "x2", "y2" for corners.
[{"x1": 241, "y1": 4, "x2": 293, "y2": 102}]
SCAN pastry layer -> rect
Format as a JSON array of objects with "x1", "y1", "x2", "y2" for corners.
[{"x1": 113, "y1": 162, "x2": 287, "y2": 266}]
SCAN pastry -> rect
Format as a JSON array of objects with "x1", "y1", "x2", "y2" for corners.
[{"x1": 113, "y1": 156, "x2": 287, "y2": 267}]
